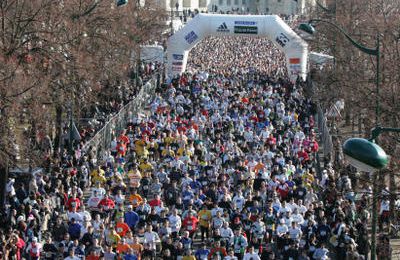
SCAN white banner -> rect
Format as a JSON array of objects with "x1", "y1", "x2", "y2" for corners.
[{"x1": 167, "y1": 14, "x2": 308, "y2": 81}]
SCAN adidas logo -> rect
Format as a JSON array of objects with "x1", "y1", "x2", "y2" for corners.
[{"x1": 217, "y1": 22, "x2": 230, "y2": 32}]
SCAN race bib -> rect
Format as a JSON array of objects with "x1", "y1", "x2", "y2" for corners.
[{"x1": 31, "y1": 246, "x2": 39, "y2": 254}]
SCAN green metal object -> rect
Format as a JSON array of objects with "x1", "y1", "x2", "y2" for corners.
[
  {"x1": 298, "y1": 23, "x2": 315, "y2": 35},
  {"x1": 71, "y1": 0, "x2": 101, "y2": 19},
  {"x1": 375, "y1": 35, "x2": 380, "y2": 126},
  {"x1": 342, "y1": 137, "x2": 389, "y2": 170},
  {"x1": 370, "y1": 126, "x2": 400, "y2": 142},
  {"x1": 315, "y1": 0, "x2": 336, "y2": 14},
  {"x1": 299, "y1": 20, "x2": 379, "y2": 56},
  {"x1": 298, "y1": 19, "x2": 381, "y2": 126},
  {"x1": 371, "y1": 174, "x2": 378, "y2": 260},
  {"x1": 343, "y1": 126, "x2": 400, "y2": 260},
  {"x1": 117, "y1": 0, "x2": 129, "y2": 6},
  {"x1": 72, "y1": 0, "x2": 128, "y2": 19}
]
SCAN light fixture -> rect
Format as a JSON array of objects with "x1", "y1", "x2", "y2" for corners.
[
  {"x1": 342, "y1": 137, "x2": 388, "y2": 173},
  {"x1": 298, "y1": 23, "x2": 316, "y2": 35},
  {"x1": 116, "y1": 0, "x2": 129, "y2": 6}
]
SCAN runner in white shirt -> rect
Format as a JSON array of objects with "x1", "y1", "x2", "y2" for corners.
[
  {"x1": 287, "y1": 198, "x2": 298, "y2": 213},
  {"x1": 67, "y1": 208, "x2": 83, "y2": 224},
  {"x1": 87, "y1": 190, "x2": 102, "y2": 211},
  {"x1": 224, "y1": 249, "x2": 238, "y2": 260},
  {"x1": 243, "y1": 246, "x2": 261, "y2": 260},
  {"x1": 91, "y1": 183, "x2": 106, "y2": 199},
  {"x1": 276, "y1": 220, "x2": 289, "y2": 237},
  {"x1": 91, "y1": 214, "x2": 104, "y2": 231},
  {"x1": 220, "y1": 222, "x2": 234, "y2": 246},
  {"x1": 251, "y1": 217, "x2": 266, "y2": 241},
  {"x1": 212, "y1": 211, "x2": 225, "y2": 231},
  {"x1": 278, "y1": 201, "x2": 292, "y2": 217},
  {"x1": 291, "y1": 208, "x2": 304, "y2": 226},
  {"x1": 113, "y1": 190, "x2": 125, "y2": 205},
  {"x1": 211, "y1": 206, "x2": 224, "y2": 218},
  {"x1": 297, "y1": 200, "x2": 308, "y2": 215},
  {"x1": 288, "y1": 221, "x2": 302, "y2": 241},
  {"x1": 232, "y1": 191, "x2": 245, "y2": 211},
  {"x1": 168, "y1": 209, "x2": 182, "y2": 234},
  {"x1": 143, "y1": 225, "x2": 161, "y2": 251},
  {"x1": 78, "y1": 205, "x2": 92, "y2": 223},
  {"x1": 259, "y1": 126, "x2": 270, "y2": 141},
  {"x1": 26, "y1": 237, "x2": 42, "y2": 259}
]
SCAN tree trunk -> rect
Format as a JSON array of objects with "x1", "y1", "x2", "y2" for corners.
[
  {"x1": 54, "y1": 105, "x2": 63, "y2": 155},
  {"x1": 0, "y1": 160, "x2": 9, "y2": 214},
  {"x1": 389, "y1": 168, "x2": 396, "y2": 224}
]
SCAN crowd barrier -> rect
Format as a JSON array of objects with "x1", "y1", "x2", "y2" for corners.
[
  {"x1": 81, "y1": 74, "x2": 160, "y2": 161},
  {"x1": 305, "y1": 77, "x2": 334, "y2": 172}
]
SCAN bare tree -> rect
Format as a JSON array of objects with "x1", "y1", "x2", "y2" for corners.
[
  {"x1": 0, "y1": 0, "x2": 167, "y2": 168},
  {"x1": 309, "y1": 0, "x2": 400, "y2": 218}
]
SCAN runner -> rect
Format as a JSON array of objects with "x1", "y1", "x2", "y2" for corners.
[{"x1": 0, "y1": 35, "x2": 371, "y2": 260}]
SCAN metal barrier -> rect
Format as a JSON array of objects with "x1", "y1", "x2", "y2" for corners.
[
  {"x1": 317, "y1": 104, "x2": 334, "y2": 161},
  {"x1": 82, "y1": 75, "x2": 159, "y2": 161},
  {"x1": 305, "y1": 77, "x2": 334, "y2": 166}
]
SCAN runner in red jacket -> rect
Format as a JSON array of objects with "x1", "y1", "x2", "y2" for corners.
[
  {"x1": 98, "y1": 194, "x2": 115, "y2": 215},
  {"x1": 66, "y1": 194, "x2": 81, "y2": 212},
  {"x1": 182, "y1": 211, "x2": 199, "y2": 238}
]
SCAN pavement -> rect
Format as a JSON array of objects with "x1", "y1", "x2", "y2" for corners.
[{"x1": 391, "y1": 239, "x2": 400, "y2": 259}]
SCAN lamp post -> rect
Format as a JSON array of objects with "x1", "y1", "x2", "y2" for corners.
[
  {"x1": 343, "y1": 127, "x2": 400, "y2": 259},
  {"x1": 299, "y1": 20, "x2": 383, "y2": 260},
  {"x1": 68, "y1": 104, "x2": 74, "y2": 156},
  {"x1": 315, "y1": 0, "x2": 335, "y2": 14},
  {"x1": 71, "y1": 0, "x2": 128, "y2": 19}
]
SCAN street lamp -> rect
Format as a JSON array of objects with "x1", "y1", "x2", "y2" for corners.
[
  {"x1": 117, "y1": 0, "x2": 129, "y2": 6},
  {"x1": 343, "y1": 126, "x2": 400, "y2": 172},
  {"x1": 299, "y1": 20, "x2": 383, "y2": 260},
  {"x1": 315, "y1": 0, "x2": 335, "y2": 14},
  {"x1": 343, "y1": 127, "x2": 400, "y2": 259},
  {"x1": 72, "y1": 0, "x2": 129, "y2": 19}
]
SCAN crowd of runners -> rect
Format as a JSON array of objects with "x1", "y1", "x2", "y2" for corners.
[{"x1": 0, "y1": 35, "x2": 392, "y2": 260}]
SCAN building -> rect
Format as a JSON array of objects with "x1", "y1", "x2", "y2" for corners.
[{"x1": 159, "y1": 0, "x2": 316, "y2": 16}]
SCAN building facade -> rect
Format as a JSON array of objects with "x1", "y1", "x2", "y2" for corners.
[{"x1": 161, "y1": 0, "x2": 316, "y2": 16}]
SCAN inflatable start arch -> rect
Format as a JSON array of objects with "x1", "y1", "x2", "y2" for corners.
[{"x1": 167, "y1": 14, "x2": 308, "y2": 81}]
